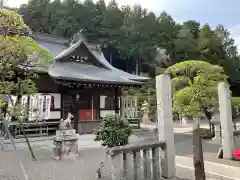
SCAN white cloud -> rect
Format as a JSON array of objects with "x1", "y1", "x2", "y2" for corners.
[
  {"x1": 229, "y1": 24, "x2": 240, "y2": 53},
  {"x1": 4, "y1": 0, "x2": 27, "y2": 7}
]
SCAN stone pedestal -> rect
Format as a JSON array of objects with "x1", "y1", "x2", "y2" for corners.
[
  {"x1": 52, "y1": 129, "x2": 79, "y2": 160},
  {"x1": 142, "y1": 112, "x2": 149, "y2": 124},
  {"x1": 181, "y1": 117, "x2": 188, "y2": 126}
]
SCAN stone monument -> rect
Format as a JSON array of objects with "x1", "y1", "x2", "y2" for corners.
[
  {"x1": 141, "y1": 100, "x2": 150, "y2": 124},
  {"x1": 52, "y1": 112, "x2": 79, "y2": 160},
  {"x1": 218, "y1": 82, "x2": 234, "y2": 159},
  {"x1": 156, "y1": 74, "x2": 175, "y2": 178}
]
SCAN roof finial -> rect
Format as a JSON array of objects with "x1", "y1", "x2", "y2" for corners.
[
  {"x1": 97, "y1": 45, "x2": 102, "y2": 53},
  {"x1": 70, "y1": 29, "x2": 86, "y2": 46}
]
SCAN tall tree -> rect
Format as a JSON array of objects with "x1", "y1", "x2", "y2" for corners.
[
  {"x1": 182, "y1": 20, "x2": 200, "y2": 39},
  {"x1": 17, "y1": 0, "x2": 240, "y2": 81},
  {"x1": 156, "y1": 12, "x2": 179, "y2": 62},
  {"x1": 166, "y1": 60, "x2": 227, "y2": 125},
  {"x1": 19, "y1": 0, "x2": 52, "y2": 33},
  {"x1": 198, "y1": 24, "x2": 225, "y2": 65},
  {"x1": 0, "y1": 9, "x2": 52, "y2": 159},
  {"x1": 215, "y1": 24, "x2": 237, "y2": 59},
  {"x1": 174, "y1": 26, "x2": 198, "y2": 61}
]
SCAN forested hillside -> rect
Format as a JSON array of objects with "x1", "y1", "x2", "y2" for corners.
[
  {"x1": 16, "y1": 0, "x2": 240, "y2": 117},
  {"x1": 18, "y1": 0, "x2": 240, "y2": 78}
]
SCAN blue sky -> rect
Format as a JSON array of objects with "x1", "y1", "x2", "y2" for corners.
[
  {"x1": 157, "y1": 0, "x2": 240, "y2": 28},
  {"x1": 5, "y1": 0, "x2": 240, "y2": 51}
]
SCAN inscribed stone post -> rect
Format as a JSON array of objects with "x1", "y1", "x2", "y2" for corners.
[
  {"x1": 156, "y1": 74, "x2": 176, "y2": 178},
  {"x1": 111, "y1": 153, "x2": 123, "y2": 180},
  {"x1": 218, "y1": 82, "x2": 234, "y2": 159}
]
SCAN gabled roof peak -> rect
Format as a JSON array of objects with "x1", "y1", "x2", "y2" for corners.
[{"x1": 69, "y1": 29, "x2": 86, "y2": 46}]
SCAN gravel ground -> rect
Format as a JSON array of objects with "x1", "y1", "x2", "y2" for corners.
[
  {"x1": 0, "y1": 146, "x2": 227, "y2": 180},
  {"x1": 0, "y1": 128, "x2": 239, "y2": 180}
]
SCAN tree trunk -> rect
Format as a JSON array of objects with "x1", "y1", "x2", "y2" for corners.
[
  {"x1": 9, "y1": 95, "x2": 36, "y2": 160},
  {"x1": 19, "y1": 119, "x2": 36, "y2": 160},
  {"x1": 203, "y1": 108, "x2": 212, "y2": 130},
  {"x1": 136, "y1": 59, "x2": 139, "y2": 75}
]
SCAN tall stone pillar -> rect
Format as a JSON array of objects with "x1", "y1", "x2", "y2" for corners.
[
  {"x1": 218, "y1": 82, "x2": 234, "y2": 159},
  {"x1": 156, "y1": 74, "x2": 175, "y2": 178}
]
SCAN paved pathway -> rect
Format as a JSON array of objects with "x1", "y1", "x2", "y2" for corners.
[
  {"x1": 176, "y1": 156, "x2": 240, "y2": 180},
  {"x1": 139, "y1": 123, "x2": 240, "y2": 168}
]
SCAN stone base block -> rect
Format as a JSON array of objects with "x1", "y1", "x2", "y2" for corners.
[
  {"x1": 56, "y1": 129, "x2": 76, "y2": 137},
  {"x1": 52, "y1": 135, "x2": 78, "y2": 160}
]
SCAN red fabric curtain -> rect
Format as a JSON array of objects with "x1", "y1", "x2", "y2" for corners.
[{"x1": 79, "y1": 109, "x2": 97, "y2": 121}]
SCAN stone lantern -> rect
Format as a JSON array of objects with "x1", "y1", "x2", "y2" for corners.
[{"x1": 141, "y1": 100, "x2": 150, "y2": 124}]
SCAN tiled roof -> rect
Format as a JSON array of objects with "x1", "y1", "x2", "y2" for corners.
[
  {"x1": 32, "y1": 32, "x2": 150, "y2": 84},
  {"x1": 49, "y1": 62, "x2": 142, "y2": 85}
]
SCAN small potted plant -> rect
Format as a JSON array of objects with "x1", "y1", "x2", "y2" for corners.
[
  {"x1": 94, "y1": 115, "x2": 132, "y2": 148},
  {"x1": 94, "y1": 115, "x2": 132, "y2": 178}
]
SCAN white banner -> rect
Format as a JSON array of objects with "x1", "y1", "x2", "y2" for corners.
[
  {"x1": 6, "y1": 95, "x2": 17, "y2": 121},
  {"x1": 29, "y1": 94, "x2": 39, "y2": 121},
  {"x1": 21, "y1": 95, "x2": 28, "y2": 120},
  {"x1": 38, "y1": 95, "x2": 44, "y2": 120},
  {"x1": 44, "y1": 95, "x2": 51, "y2": 119}
]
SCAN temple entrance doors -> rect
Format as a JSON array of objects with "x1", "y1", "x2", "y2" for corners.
[{"x1": 75, "y1": 90, "x2": 99, "y2": 122}]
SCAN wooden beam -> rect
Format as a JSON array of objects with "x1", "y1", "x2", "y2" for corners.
[
  {"x1": 193, "y1": 119, "x2": 206, "y2": 180},
  {"x1": 107, "y1": 141, "x2": 165, "y2": 156},
  {"x1": 97, "y1": 91, "x2": 100, "y2": 120},
  {"x1": 72, "y1": 94, "x2": 78, "y2": 133}
]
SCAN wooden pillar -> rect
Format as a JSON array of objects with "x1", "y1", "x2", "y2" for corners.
[
  {"x1": 60, "y1": 93, "x2": 64, "y2": 120},
  {"x1": 119, "y1": 89, "x2": 123, "y2": 118},
  {"x1": 73, "y1": 94, "x2": 78, "y2": 133},
  {"x1": 126, "y1": 96, "x2": 129, "y2": 118},
  {"x1": 97, "y1": 91, "x2": 100, "y2": 120},
  {"x1": 115, "y1": 87, "x2": 119, "y2": 114}
]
